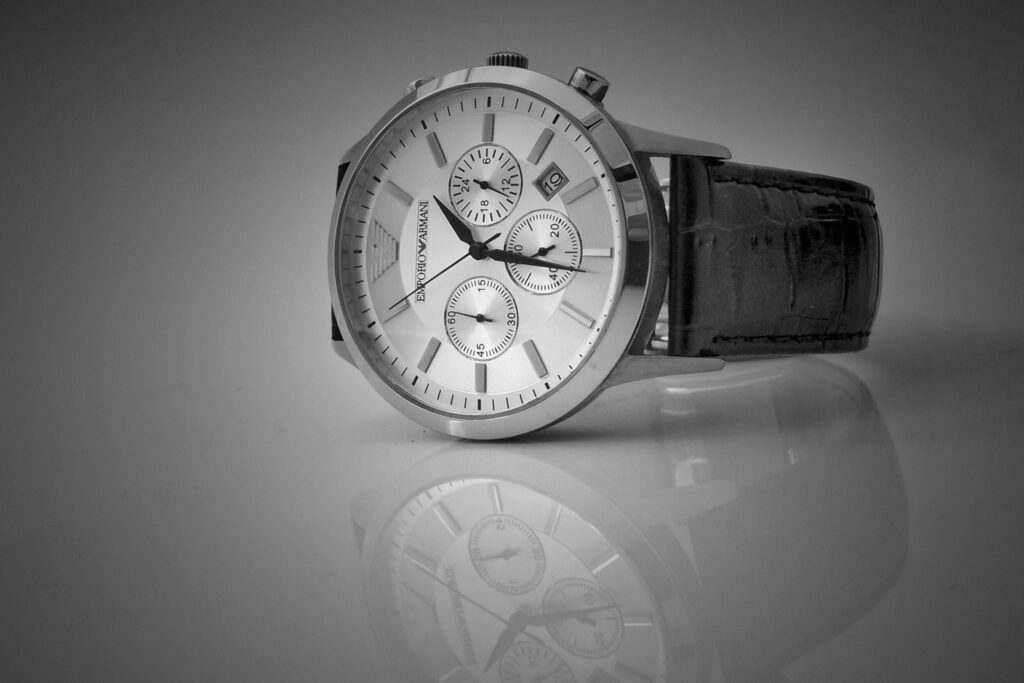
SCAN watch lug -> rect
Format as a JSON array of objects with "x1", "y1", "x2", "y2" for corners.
[
  {"x1": 604, "y1": 354, "x2": 726, "y2": 388},
  {"x1": 616, "y1": 120, "x2": 731, "y2": 159},
  {"x1": 332, "y1": 339, "x2": 355, "y2": 366},
  {"x1": 340, "y1": 133, "x2": 372, "y2": 168}
]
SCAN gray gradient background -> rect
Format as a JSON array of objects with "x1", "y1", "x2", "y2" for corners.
[{"x1": 3, "y1": 1, "x2": 1023, "y2": 681}]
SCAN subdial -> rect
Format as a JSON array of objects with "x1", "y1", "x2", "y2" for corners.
[
  {"x1": 468, "y1": 514, "x2": 545, "y2": 595},
  {"x1": 499, "y1": 642, "x2": 575, "y2": 683},
  {"x1": 504, "y1": 211, "x2": 583, "y2": 294},
  {"x1": 445, "y1": 277, "x2": 519, "y2": 361},
  {"x1": 542, "y1": 578, "x2": 623, "y2": 659},
  {"x1": 449, "y1": 144, "x2": 523, "y2": 225}
]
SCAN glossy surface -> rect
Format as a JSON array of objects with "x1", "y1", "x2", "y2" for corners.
[{"x1": 4, "y1": 3, "x2": 1023, "y2": 682}]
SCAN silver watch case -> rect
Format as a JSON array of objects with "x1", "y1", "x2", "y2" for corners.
[{"x1": 329, "y1": 63, "x2": 730, "y2": 439}]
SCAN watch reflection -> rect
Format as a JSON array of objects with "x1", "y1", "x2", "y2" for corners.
[{"x1": 349, "y1": 358, "x2": 906, "y2": 683}]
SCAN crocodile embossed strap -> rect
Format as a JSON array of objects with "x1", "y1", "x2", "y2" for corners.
[{"x1": 667, "y1": 157, "x2": 881, "y2": 357}]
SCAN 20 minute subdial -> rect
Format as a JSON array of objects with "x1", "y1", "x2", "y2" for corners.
[
  {"x1": 449, "y1": 143, "x2": 523, "y2": 226},
  {"x1": 504, "y1": 211, "x2": 583, "y2": 294},
  {"x1": 445, "y1": 277, "x2": 519, "y2": 360}
]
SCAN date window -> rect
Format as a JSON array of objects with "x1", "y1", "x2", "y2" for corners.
[{"x1": 533, "y1": 162, "x2": 569, "y2": 201}]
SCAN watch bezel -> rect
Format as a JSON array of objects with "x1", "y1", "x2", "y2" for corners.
[{"x1": 329, "y1": 64, "x2": 667, "y2": 439}]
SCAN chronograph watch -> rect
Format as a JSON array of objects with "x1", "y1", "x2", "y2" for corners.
[{"x1": 329, "y1": 52, "x2": 881, "y2": 438}]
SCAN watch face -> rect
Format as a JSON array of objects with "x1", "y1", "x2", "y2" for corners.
[
  {"x1": 330, "y1": 68, "x2": 654, "y2": 437},
  {"x1": 367, "y1": 477, "x2": 683, "y2": 683}
]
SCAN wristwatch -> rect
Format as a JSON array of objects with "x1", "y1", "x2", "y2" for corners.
[
  {"x1": 328, "y1": 51, "x2": 881, "y2": 439},
  {"x1": 348, "y1": 359, "x2": 907, "y2": 682}
]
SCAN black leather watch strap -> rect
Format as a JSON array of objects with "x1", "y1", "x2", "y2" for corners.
[{"x1": 667, "y1": 157, "x2": 881, "y2": 357}]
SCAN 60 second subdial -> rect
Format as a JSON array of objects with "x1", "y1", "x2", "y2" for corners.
[{"x1": 444, "y1": 277, "x2": 519, "y2": 360}]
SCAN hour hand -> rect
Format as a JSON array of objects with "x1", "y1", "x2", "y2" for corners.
[
  {"x1": 484, "y1": 610, "x2": 528, "y2": 671},
  {"x1": 433, "y1": 195, "x2": 475, "y2": 245},
  {"x1": 471, "y1": 178, "x2": 512, "y2": 198}
]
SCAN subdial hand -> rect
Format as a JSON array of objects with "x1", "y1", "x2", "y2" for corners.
[
  {"x1": 475, "y1": 546, "x2": 521, "y2": 561},
  {"x1": 529, "y1": 244, "x2": 556, "y2": 257},
  {"x1": 451, "y1": 310, "x2": 495, "y2": 323},
  {"x1": 471, "y1": 178, "x2": 512, "y2": 198}
]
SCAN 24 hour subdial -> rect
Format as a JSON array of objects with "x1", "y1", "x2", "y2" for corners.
[
  {"x1": 504, "y1": 211, "x2": 583, "y2": 294},
  {"x1": 468, "y1": 514, "x2": 545, "y2": 595},
  {"x1": 542, "y1": 578, "x2": 623, "y2": 658},
  {"x1": 449, "y1": 144, "x2": 522, "y2": 226}
]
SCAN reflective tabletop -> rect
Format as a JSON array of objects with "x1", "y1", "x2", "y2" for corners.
[{"x1": 3, "y1": 3, "x2": 1023, "y2": 681}]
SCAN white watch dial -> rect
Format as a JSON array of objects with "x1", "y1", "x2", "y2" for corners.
[{"x1": 334, "y1": 85, "x2": 624, "y2": 419}]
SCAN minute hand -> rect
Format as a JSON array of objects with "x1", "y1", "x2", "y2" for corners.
[
  {"x1": 486, "y1": 249, "x2": 586, "y2": 273},
  {"x1": 522, "y1": 602, "x2": 620, "y2": 627}
]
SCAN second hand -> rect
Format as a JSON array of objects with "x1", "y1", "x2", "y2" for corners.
[{"x1": 413, "y1": 563, "x2": 545, "y2": 643}]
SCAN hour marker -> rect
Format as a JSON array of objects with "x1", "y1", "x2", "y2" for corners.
[
  {"x1": 561, "y1": 176, "x2": 599, "y2": 204},
  {"x1": 622, "y1": 613, "x2": 655, "y2": 627},
  {"x1": 386, "y1": 180, "x2": 414, "y2": 206},
  {"x1": 523, "y1": 339, "x2": 548, "y2": 378},
  {"x1": 489, "y1": 483, "x2": 503, "y2": 513},
  {"x1": 475, "y1": 362, "x2": 487, "y2": 393},
  {"x1": 527, "y1": 128, "x2": 554, "y2": 164},
  {"x1": 582, "y1": 247, "x2": 614, "y2": 258},
  {"x1": 418, "y1": 337, "x2": 441, "y2": 373},
  {"x1": 544, "y1": 503, "x2": 564, "y2": 536},
  {"x1": 405, "y1": 547, "x2": 438, "y2": 574},
  {"x1": 433, "y1": 502, "x2": 462, "y2": 537},
  {"x1": 588, "y1": 549, "x2": 620, "y2": 575},
  {"x1": 482, "y1": 113, "x2": 495, "y2": 142},
  {"x1": 559, "y1": 300, "x2": 596, "y2": 329},
  {"x1": 427, "y1": 131, "x2": 446, "y2": 167}
]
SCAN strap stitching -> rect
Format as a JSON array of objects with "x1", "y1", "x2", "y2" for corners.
[{"x1": 714, "y1": 175, "x2": 874, "y2": 205}]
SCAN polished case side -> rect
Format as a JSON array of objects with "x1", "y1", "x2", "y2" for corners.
[{"x1": 329, "y1": 64, "x2": 729, "y2": 438}]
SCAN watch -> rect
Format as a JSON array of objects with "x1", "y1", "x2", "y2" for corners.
[
  {"x1": 328, "y1": 51, "x2": 881, "y2": 439},
  {"x1": 348, "y1": 358, "x2": 907, "y2": 682}
]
